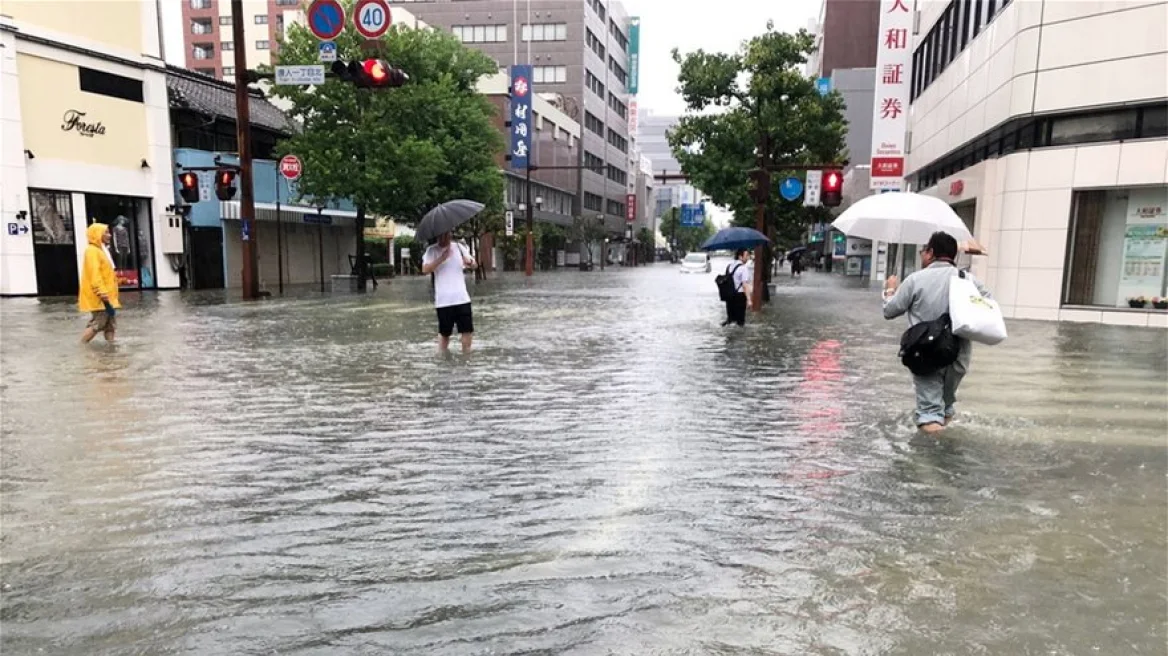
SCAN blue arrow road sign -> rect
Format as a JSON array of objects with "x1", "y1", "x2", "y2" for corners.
[{"x1": 779, "y1": 177, "x2": 804, "y2": 201}]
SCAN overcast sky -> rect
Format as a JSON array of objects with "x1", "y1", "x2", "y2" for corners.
[{"x1": 162, "y1": 0, "x2": 822, "y2": 117}]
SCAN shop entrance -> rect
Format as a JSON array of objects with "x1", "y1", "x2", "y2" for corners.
[
  {"x1": 29, "y1": 189, "x2": 79, "y2": 297},
  {"x1": 85, "y1": 194, "x2": 155, "y2": 290}
]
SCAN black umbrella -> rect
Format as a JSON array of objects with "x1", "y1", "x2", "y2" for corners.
[
  {"x1": 414, "y1": 200, "x2": 485, "y2": 242},
  {"x1": 786, "y1": 245, "x2": 809, "y2": 258}
]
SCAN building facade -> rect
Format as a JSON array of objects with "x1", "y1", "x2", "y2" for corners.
[
  {"x1": 907, "y1": 0, "x2": 1168, "y2": 327},
  {"x1": 807, "y1": 0, "x2": 882, "y2": 79},
  {"x1": 404, "y1": 0, "x2": 637, "y2": 236},
  {"x1": 637, "y1": 109, "x2": 702, "y2": 224},
  {"x1": 1, "y1": 0, "x2": 181, "y2": 297},
  {"x1": 182, "y1": 0, "x2": 300, "y2": 80}
]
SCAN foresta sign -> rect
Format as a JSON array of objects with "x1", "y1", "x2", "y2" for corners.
[{"x1": 60, "y1": 110, "x2": 107, "y2": 137}]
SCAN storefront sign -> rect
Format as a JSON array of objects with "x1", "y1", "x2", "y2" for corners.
[
  {"x1": 627, "y1": 18, "x2": 640, "y2": 95},
  {"x1": 625, "y1": 193, "x2": 637, "y2": 223},
  {"x1": 60, "y1": 110, "x2": 106, "y2": 138},
  {"x1": 949, "y1": 180, "x2": 965, "y2": 197},
  {"x1": 869, "y1": 0, "x2": 912, "y2": 191},
  {"x1": 509, "y1": 65, "x2": 533, "y2": 171}
]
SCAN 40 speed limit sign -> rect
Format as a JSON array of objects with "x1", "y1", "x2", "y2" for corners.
[{"x1": 353, "y1": 0, "x2": 391, "y2": 39}]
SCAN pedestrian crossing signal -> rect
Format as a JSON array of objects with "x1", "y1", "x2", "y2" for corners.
[
  {"x1": 822, "y1": 169, "x2": 843, "y2": 207},
  {"x1": 178, "y1": 171, "x2": 199, "y2": 203},
  {"x1": 215, "y1": 168, "x2": 237, "y2": 201}
]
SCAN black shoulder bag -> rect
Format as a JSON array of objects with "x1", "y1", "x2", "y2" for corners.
[
  {"x1": 715, "y1": 263, "x2": 742, "y2": 301},
  {"x1": 899, "y1": 313, "x2": 960, "y2": 376}
]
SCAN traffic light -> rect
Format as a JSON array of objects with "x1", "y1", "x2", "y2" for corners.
[
  {"x1": 214, "y1": 168, "x2": 237, "y2": 201},
  {"x1": 821, "y1": 168, "x2": 843, "y2": 207},
  {"x1": 178, "y1": 171, "x2": 199, "y2": 203},
  {"x1": 331, "y1": 59, "x2": 408, "y2": 88}
]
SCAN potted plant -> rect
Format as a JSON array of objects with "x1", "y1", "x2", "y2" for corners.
[
  {"x1": 1127, "y1": 295, "x2": 1148, "y2": 308},
  {"x1": 1153, "y1": 297, "x2": 1168, "y2": 310}
]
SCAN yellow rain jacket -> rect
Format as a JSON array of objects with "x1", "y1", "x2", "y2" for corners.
[{"x1": 78, "y1": 223, "x2": 121, "y2": 312}]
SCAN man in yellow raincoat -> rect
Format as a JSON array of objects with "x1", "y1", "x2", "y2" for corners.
[{"x1": 79, "y1": 222, "x2": 120, "y2": 343}]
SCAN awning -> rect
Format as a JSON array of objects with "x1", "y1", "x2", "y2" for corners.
[{"x1": 219, "y1": 201, "x2": 359, "y2": 223}]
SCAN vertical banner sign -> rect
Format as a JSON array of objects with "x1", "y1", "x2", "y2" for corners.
[
  {"x1": 804, "y1": 169, "x2": 823, "y2": 207},
  {"x1": 627, "y1": 18, "x2": 640, "y2": 95},
  {"x1": 870, "y1": 0, "x2": 913, "y2": 191},
  {"x1": 505, "y1": 210, "x2": 514, "y2": 237},
  {"x1": 626, "y1": 193, "x2": 637, "y2": 223},
  {"x1": 509, "y1": 65, "x2": 533, "y2": 171}
]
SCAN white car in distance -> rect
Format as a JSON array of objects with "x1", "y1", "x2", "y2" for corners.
[{"x1": 680, "y1": 252, "x2": 711, "y2": 274}]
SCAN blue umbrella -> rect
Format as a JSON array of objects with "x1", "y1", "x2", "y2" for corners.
[{"x1": 700, "y1": 226, "x2": 771, "y2": 252}]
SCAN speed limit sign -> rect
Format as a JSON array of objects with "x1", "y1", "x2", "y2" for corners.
[{"x1": 353, "y1": 0, "x2": 391, "y2": 39}]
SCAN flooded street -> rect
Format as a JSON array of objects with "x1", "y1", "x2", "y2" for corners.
[{"x1": 2, "y1": 264, "x2": 1165, "y2": 655}]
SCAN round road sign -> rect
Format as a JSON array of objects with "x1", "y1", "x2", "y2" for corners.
[
  {"x1": 279, "y1": 155, "x2": 302, "y2": 181},
  {"x1": 306, "y1": 0, "x2": 345, "y2": 41},
  {"x1": 353, "y1": 0, "x2": 392, "y2": 39}
]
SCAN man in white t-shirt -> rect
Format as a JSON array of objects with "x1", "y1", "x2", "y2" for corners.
[
  {"x1": 722, "y1": 249, "x2": 754, "y2": 326},
  {"x1": 421, "y1": 231, "x2": 477, "y2": 353}
]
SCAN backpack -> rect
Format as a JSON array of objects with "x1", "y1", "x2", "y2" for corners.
[
  {"x1": 715, "y1": 263, "x2": 743, "y2": 301},
  {"x1": 899, "y1": 313, "x2": 961, "y2": 376}
]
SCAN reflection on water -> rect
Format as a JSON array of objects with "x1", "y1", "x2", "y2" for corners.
[{"x1": 2, "y1": 266, "x2": 1165, "y2": 655}]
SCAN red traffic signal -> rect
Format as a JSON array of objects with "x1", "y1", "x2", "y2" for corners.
[
  {"x1": 332, "y1": 59, "x2": 408, "y2": 88},
  {"x1": 214, "y1": 168, "x2": 237, "y2": 201},
  {"x1": 178, "y1": 171, "x2": 199, "y2": 203},
  {"x1": 821, "y1": 168, "x2": 843, "y2": 207}
]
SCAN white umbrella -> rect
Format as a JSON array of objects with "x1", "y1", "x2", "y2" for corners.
[{"x1": 831, "y1": 192, "x2": 974, "y2": 244}]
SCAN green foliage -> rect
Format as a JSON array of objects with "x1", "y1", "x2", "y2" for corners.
[
  {"x1": 658, "y1": 207, "x2": 715, "y2": 253},
  {"x1": 667, "y1": 27, "x2": 848, "y2": 235},
  {"x1": 393, "y1": 235, "x2": 422, "y2": 273},
  {"x1": 268, "y1": 5, "x2": 504, "y2": 223}
]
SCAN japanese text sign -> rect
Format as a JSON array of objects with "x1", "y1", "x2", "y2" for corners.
[
  {"x1": 510, "y1": 65, "x2": 533, "y2": 171},
  {"x1": 870, "y1": 0, "x2": 913, "y2": 191}
]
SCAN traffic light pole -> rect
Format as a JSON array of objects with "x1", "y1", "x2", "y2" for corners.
[{"x1": 230, "y1": 0, "x2": 259, "y2": 301}]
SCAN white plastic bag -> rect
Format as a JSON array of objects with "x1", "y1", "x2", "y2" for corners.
[{"x1": 949, "y1": 271, "x2": 1007, "y2": 345}]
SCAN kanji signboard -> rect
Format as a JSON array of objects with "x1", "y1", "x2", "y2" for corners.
[
  {"x1": 870, "y1": 0, "x2": 913, "y2": 191},
  {"x1": 509, "y1": 65, "x2": 533, "y2": 171},
  {"x1": 625, "y1": 193, "x2": 637, "y2": 223}
]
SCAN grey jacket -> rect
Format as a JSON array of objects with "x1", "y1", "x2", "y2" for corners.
[{"x1": 883, "y1": 262, "x2": 992, "y2": 367}]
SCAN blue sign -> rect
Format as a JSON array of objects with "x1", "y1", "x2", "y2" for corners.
[
  {"x1": 306, "y1": 0, "x2": 345, "y2": 41},
  {"x1": 318, "y1": 41, "x2": 337, "y2": 63},
  {"x1": 779, "y1": 177, "x2": 804, "y2": 201},
  {"x1": 304, "y1": 213, "x2": 333, "y2": 225},
  {"x1": 6, "y1": 223, "x2": 17, "y2": 236},
  {"x1": 680, "y1": 203, "x2": 705, "y2": 227},
  {"x1": 509, "y1": 64, "x2": 533, "y2": 171},
  {"x1": 816, "y1": 77, "x2": 831, "y2": 96},
  {"x1": 241, "y1": 220, "x2": 250, "y2": 242}
]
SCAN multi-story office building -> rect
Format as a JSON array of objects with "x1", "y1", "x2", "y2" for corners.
[
  {"x1": 404, "y1": 0, "x2": 637, "y2": 234},
  {"x1": 907, "y1": 0, "x2": 1168, "y2": 327},
  {"x1": 637, "y1": 109, "x2": 702, "y2": 222},
  {"x1": 806, "y1": 0, "x2": 882, "y2": 79},
  {"x1": 181, "y1": 0, "x2": 300, "y2": 79}
]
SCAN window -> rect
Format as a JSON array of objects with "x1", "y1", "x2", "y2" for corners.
[
  {"x1": 608, "y1": 93, "x2": 627, "y2": 119},
  {"x1": 28, "y1": 190, "x2": 75, "y2": 247},
  {"x1": 585, "y1": 70, "x2": 605, "y2": 98},
  {"x1": 255, "y1": 14, "x2": 268, "y2": 24},
  {"x1": 256, "y1": 40, "x2": 270, "y2": 49},
  {"x1": 606, "y1": 199, "x2": 625, "y2": 217},
  {"x1": 591, "y1": 0, "x2": 606, "y2": 21},
  {"x1": 607, "y1": 129, "x2": 628, "y2": 153},
  {"x1": 584, "y1": 111, "x2": 605, "y2": 136},
  {"x1": 914, "y1": 0, "x2": 1015, "y2": 100},
  {"x1": 1063, "y1": 187, "x2": 1168, "y2": 308},
  {"x1": 451, "y1": 24, "x2": 507, "y2": 43},
  {"x1": 584, "y1": 151, "x2": 605, "y2": 173},
  {"x1": 191, "y1": 18, "x2": 213, "y2": 34},
  {"x1": 584, "y1": 192, "x2": 604, "y2": 211},
  {"x1": 223, "y1": 66, "x2": 235, "y2": 77},
  {"x1": 1050, "y1": 111, "x2": 1137, "y2": 146},
  {"x1": 609, "y1": 20, "x2": 628, "y2": 52},
  {"x1": 79, "y1": 67, "x2": 144, "y2": 103},
  {"x1": 606, "y1": 164, "x2": 627, "y2": 186},
  {"x1": 533, "y1": 65, "x2": 566, "y2": 84},
  {"x1": 221, "y1": 41, "x2": 233, "y2": 50},
  {"x1": 275, "y1": 0, "x2": 298, "y2": 5},
  {"x1": 219, "y1": 15, "x2": 232, "y2": 25},
  {"x1": 608, "y1": 57, "x2": 627, "y2": 86},
  {"x1": 1142, "y1": 105, "x2": 1168, "y2": 138},
  {"x1": 190, "y1": 0, "x2": 211, "y2": 9},
  {"x1": 192, "y1": 45, "x2": 214, "y2": 60},
  {"x1": 586, "y1": 28, "x2": 605, "y2": 59},
  {"x1": 522, "y1": 23, "x2": 567, "y2": 42}
]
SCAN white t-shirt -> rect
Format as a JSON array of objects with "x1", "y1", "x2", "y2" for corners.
[
  {"x1": 732, "y1": 261, "x2": 752, "y2": 291},
  {"x1": 423, "y1": 242, "x2": 472, "y2": 308}
]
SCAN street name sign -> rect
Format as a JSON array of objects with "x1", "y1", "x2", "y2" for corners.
[
  {"x1": 276, "y1": 65, "x2": 325, "y2": 86},
  {"x1": 803, "y1": 170, "x2": 822, "y2": 206}
]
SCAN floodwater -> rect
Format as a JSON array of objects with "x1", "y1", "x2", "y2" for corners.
[{"x1": 2, "y1": 263, "x2": 1165, "y2": 655}]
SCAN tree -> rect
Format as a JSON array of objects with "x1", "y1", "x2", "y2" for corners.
[
  {"x1": 667, "y1": 25, "x2": 848, "y2": 239},
  {"x1": 658, "y1": 207, "x2": 715, "y2": 253},
  {"x1": 269, "y1": 5, "x2": 504, "y2": 286}
]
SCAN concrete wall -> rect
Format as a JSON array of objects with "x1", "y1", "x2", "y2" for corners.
[{"x1": 830, "y1": 67, "x2": 875, "y2": 168}]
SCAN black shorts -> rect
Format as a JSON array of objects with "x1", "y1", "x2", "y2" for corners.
[{"x1": 436, "y1": 303, "x2": 473, "y2": 337}]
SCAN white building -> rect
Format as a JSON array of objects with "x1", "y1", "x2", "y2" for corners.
[
  {"x1": 906, "y1": 0, "x2": 1168, "y2": 327},
  {"x1": 1, "y1": 0, "x2": 181, "y2": 297}
]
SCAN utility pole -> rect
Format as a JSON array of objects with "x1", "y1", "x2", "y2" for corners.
[
  {"x1": 525, "y1": 164, "x2": 534, "y2": 276},
  {"x1": 230, "y1": 0, "x2": 258, "y2": 300},
  {"x1": 750, "y1": 133, "x2": 771, "y2": 313}
]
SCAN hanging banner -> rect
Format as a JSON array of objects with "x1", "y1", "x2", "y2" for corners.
[
  {"x1": 626, "y1": 193, "x2": 637, "y2": 223},
  {"x1": 870, "y1": 0, "x2": 912, "y2": 191},
  {"x1": 509, "y1": 65, "x2": 533, "y2": 171},
  {"x1": 627, "y1": 17, "x2": 640, "y2": 95}
]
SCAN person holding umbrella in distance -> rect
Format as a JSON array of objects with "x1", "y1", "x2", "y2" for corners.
[
  {"x1": 704, "y1": 226, "x2": 770, "y2": 326},
  {"x1": 416, "y1": 200, "x2": 484, "y2": 354}
]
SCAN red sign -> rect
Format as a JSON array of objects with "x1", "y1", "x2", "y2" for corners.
[
  {"x1": 306, "y1": 0, "x2": 346, "y2": 41},
  {"x1": 625, "y1": 193, "x2": 637, "y2": 223},
  {"x1": 949, "y1": 180, "x2": 965, "y2": 197},
  {"x1": 353, "y1": 0, "x2": 392, "y2": 39},
  {"x1": 278, "y1": 155, "x2": 302, "y2": 181},
  {"x1": 871, "y1": 157, "x2": 904, "y2": 177}
]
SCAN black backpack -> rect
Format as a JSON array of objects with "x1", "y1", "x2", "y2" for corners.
[
  {"x1": 715, "y1": 263, "x2": 743, "y2": 301},
  {"x1": 899, "y1": 313, "x2": 961, "y2": 376}
]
